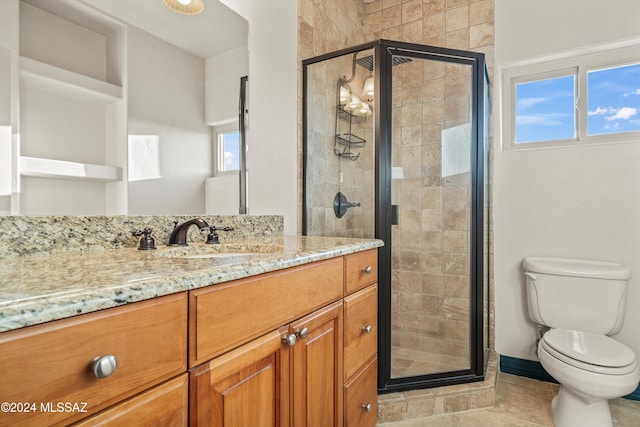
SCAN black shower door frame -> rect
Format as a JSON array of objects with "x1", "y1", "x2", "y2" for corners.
[{"x1": 302, "y1": 39, "x2": 489, "y2": 393}]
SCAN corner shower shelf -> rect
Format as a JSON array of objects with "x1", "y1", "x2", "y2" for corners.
[
  {"x1": 20, "y1": 156, "x2": 122, "y2": 182},
  {"x1": 336, "y1": 107, "x2": 367, "y2": 124},
  {"x1": 335, "y1": 106, "x2": 367, "y2": 161},
  {"x1": 334, "y1": 133, "x2": 365, "y2": 160},
  {"x1": 19, "y1": 56, "x2": 122, "y2": 105}
]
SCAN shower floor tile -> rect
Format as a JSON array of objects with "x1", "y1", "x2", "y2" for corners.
[{"x1": 391, "y1": 345, "x2": 469, "y2": 377}]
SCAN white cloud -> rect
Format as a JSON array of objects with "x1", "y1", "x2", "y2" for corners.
[
  {"x1": 518, "y1": 97, "x2": 547, "y2": 109},
  {"x1": 605, "y1": 107, "x2": 637, "y2": 121},
  {"x1": 589, "y1": 106, "x2": 638, "y2": 121},
  {"x1": 516, "y1": 114, "x2": 564, "y2": 126},
  {"x1": 588, "y1": 106, "x2": 611, "y2": 116},
  {"x1": 224, "y1": 151, "x2": 235, "y2": 167}
]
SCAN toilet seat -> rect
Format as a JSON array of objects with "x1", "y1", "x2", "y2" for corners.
[{"x1": 541, "y1": 329, "x2": 637, "y2": 375}]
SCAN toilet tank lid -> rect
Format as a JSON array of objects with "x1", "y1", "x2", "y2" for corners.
[{"x1": 523, "y1": 257, "x2": 632, "y2": 280}]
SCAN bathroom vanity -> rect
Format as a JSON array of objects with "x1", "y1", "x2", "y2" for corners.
[{"x1": 0, "y1": 235, "x2": 381, "y2": 426}]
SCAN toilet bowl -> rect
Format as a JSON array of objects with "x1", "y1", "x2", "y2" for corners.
[
  {"x1": 522, "y1": 257, "x2": 639, "y2": 427},
  {"x1": 537, "y1": 329, "x2": 639, "y2": 427}
]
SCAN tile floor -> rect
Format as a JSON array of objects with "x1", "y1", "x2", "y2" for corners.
[{"x1": 377, "y1": 372, "x2": 640, "y2": 426}]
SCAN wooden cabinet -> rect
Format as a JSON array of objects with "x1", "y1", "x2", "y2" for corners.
[
  {"x1": 0, "y1": 293, "x2": 187, "y2": 426},
  {"x1": 74, "y1": 374, "x2": 189, "y2": 426},
  {"x1": 344, "y1": 357, "x2": 377, "y2": 427},
  {"x1": 190, "y1": 301, "x2": 345, "y2": 427},
  {"x1": 344, "y1": 285, "x2": 378, "y2": 380},
  {"x1": 343, "y1": 250, "x2": 378, "y2": 427},
  {"x1": 0, "y1": 248, "x2": 379, "y2": 427},
  {"x1": 290, "y1": 301, "x2": 344, "y2": 427},
  {"x1": 190, "y1": 328, "x2": 289, "y2": 427},
  {"x1": 344, "y1": 249, "x2": 378, "y2": 294},
  {"x1": 189, "y1": 249, "x2": 379, "y2": 427},
  {"x1": 188, "y1": 258, "x2": 343, "y2": 367}
]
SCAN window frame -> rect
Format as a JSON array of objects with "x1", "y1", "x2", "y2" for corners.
[
  {"x1": 501, "y1": 42, "x2": 640, "y2": 151},
  {"x1": 213, "y1": 121, "x2": 241, "y2": 176}
]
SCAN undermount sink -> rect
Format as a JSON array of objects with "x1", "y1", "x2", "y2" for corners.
[
  {"x1": 153, "y1": 243, "x2": 283, "y2": 259},
  {"x1": 180, "y1": 252, "x2": 258, "y2": 259}
]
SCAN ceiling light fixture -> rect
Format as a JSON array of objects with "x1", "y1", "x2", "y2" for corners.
[{"x1": 163, "y1": 0, "x2": 204, "y2": 15}]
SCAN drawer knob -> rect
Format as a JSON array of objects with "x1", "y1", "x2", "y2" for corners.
[
  {"x1": 362, "y1": 265, "x2": 373, "y2": 275},
  {"x1": 362, "y1": 403, "x2": 372, "y2": 413},
  {"x1": 282, "y1": 333, "x2": 297, "y2": 347},
  {"x1": 362, "y1": 325, "x2": 372, "y2": 334},
  {"x1": 296, "y1": 327, "x2": 309, "y2": 340},
  {"x1": 90, "y1": 355, "x2": 117, "y2": 379}
]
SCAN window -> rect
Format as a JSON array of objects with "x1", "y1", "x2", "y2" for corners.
[
  {"x1": 214, "y1": 123, "x2": 240, "y2": 174},
  {"x1": 587, "y1": 63, "x2": 640, "y2": 136},
  {"x1": 502, "y1": 43, "x2": 640, "y2": 150},
  {"x1": 514, "y1": 70, "x2": 576, "y2": 144}
]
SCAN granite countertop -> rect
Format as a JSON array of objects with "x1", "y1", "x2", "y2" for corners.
[{"x1": 0, "y1": 235, "x2": 383, "y2": 333}]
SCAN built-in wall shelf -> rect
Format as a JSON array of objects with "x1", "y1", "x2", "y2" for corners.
[
  {"x1": 20, "y1": 156, "x2": 122, "y2": 182},
  {"x1": 19, "y1": 56, "x2": 122, "y2": 104}
]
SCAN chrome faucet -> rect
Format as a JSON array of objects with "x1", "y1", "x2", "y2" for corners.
[{"x1": 168, "y1": 218, "x2": 210, "y2": 246}]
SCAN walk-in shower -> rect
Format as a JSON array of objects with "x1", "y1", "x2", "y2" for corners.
[{"x1": 302, "y1": 40, "x2": 490, "y2": 392}]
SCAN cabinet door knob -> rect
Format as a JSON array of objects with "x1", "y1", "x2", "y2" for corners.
[
  {"x1": 362, "y1": 265, "x2": 372, "y2": 275},
  {"x1": 362, "y1": 325, "x2": 372, "y2": 334},
  {"x1": 282, "y1": 333, "x2": 297, "y2": 347},
  {"x1": 296, "y1": 327, "x2": 309, "y2": 340},
  {"x1": 362, "y1": 403, "x2": 372, "y2": 413},
  {"x1": 90, "y1": 355, "x2": 117, "y2": 379}
]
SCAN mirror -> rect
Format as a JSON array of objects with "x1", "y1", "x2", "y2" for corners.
[{"x1": 0, "y1": 0, "x2": 248, "y2": 216}]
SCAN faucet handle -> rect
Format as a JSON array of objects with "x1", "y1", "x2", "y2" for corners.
[
  {"x1": 205, "y1": 225, "x2": 234, "y2": 245},
  {"x1": 132, "y1": 228, "x2": 156, "y2": 250}
]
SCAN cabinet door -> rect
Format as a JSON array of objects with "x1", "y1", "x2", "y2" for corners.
[
  {"x1": 290, "y1": 301, "x2": 344, "y2": 427},
  {"x1": 74, "y1": 374, "x2": 188, "y2": 426},
  {"x1": 190, "y1": 328, "x2": 289, "y2": 427}
]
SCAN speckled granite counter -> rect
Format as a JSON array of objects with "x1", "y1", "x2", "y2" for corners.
[{"x1": 0, "y1": 236, "x2": 383, "y2": 333}]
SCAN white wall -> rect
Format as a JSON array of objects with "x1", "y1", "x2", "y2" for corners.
[
  {"x1": 205, "y1": 46, "x2": 248, "y2": 126},
  {"x1": 494, "y1": 0, "x2": 640, "y2": 360},
  {"x1": 127, "y1": 27, "x2": 211, "y2": 215},
  {"x1": 220, "y1": 0, "x2": 298, "y2": 235}
]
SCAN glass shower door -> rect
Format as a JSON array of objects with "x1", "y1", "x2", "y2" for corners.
[{"x1": 388, "y1": 51, "x2": 476, "y2": 378}]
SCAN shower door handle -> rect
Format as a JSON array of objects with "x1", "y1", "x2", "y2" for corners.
[{"x1": 391, "y1": 205, "x2": 399, "y2": 225}]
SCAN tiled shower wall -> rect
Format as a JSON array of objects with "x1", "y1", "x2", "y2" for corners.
[
  {"x1": 362, "y1": 0, "x2": 494, "y2": 365},
  {"x1": 389, "y1": 58, "x2": 474, "y2": 365},
  {"x1": 305, "y1": 53, "x2": 376, "y2": 238},
  {"x1": 299, "y1": 0, "x2": 375, "y2": 238},
  {"x1": 298, "y1": 0, "x2": 495, "y2": 365}
]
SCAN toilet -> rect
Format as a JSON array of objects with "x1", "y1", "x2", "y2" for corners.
[{"x1": 523, "y1": 257, "x2": 640, "y2": 427}]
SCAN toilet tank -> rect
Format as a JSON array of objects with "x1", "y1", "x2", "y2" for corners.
[{"x1": 523, "y1": 257, "x2": 632, "y2": 335}]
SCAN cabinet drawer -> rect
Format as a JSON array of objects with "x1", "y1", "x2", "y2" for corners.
[
  {"x1": 344, "y1": 284, "x2": 377, "y2": 380},
  {"x1": 345, "y1": 250, "x2": 378, "y2": 294},
  {"x1": 74, "y1": 374, "x2": 188, "y2": 426},
  {"x1": 344, "y1": 356, "x2": 377, "y2": 427},
  {"x1": 189, "y1": 257, "x2": 343, "y2": 367},
  {"x1": 0, "y1": 293, "x2": 187, "y2": 427}
]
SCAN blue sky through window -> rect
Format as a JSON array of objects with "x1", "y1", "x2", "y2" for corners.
[
  {"x1": 514, "y1": 63, "x2": 640, "y2": 144},
  {"x1": 221, "y1": 131, "x2": 240, "y2": 171},
  {"x1": 515, "y1": 75, "x2": 575, "y2": 143},
  {"x1": 587, "y1": 63, "x2": 640, "y2": 135}
]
